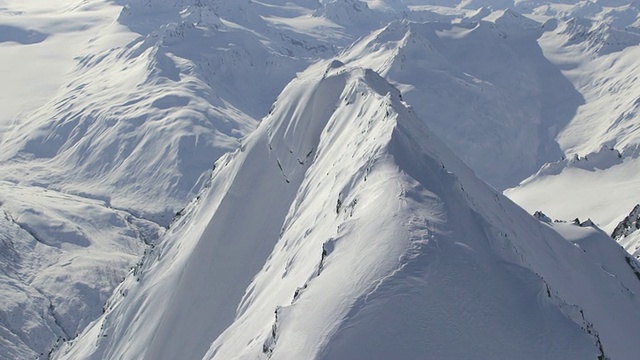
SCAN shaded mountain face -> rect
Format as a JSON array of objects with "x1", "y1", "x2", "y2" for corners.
[{"x1": 56, "y1": 63, "x2": 640, "y2": 360}]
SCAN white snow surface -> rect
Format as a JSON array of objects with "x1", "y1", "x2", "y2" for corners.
[
  {"x1": 0, "y1": 0, "x2": 136, "y2": 127},
  {"x1": 337, "y1": 13, "x2": 585, "y2": 189},
  {"x1": 0, "y1": 0, "x2": 347, "y2": 224},
  {"x1": 506, "y1": 17, "x2": 640, "y2": 233},
  {"x1": 0, "y1": 181, "x2": 163, "y2": 359},
  {"x1": 56, "y1": 63, "x2": 640, "y2": 360},
  {"x1": 0, "y1": 0, "x2": 354, "y2": 357},
  {"x1": 2, "y1": 0, "x2": 640, "y2": 358}
]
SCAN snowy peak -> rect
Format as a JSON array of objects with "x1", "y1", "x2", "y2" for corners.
[
  {"x1": 263, "y1": 60, "x2": 408, "y2": 181},
  {"x1": 5, "y1": 2, "x2": 640, "y2": 359},
  {"x1": 57, "y1": 61, "x2": 640, "y2": 360},
  {"x1": 207, "y1": 62, "x2": 640, "y2": 360},
  {"x1": 340, "y1": 15, "x2": 585, "y2": 190},
  {"x1": 264, "y1": 61, "x2": 348, "y2": 177},
  {"x1": 53, "y1": 62, "x2": 419, "y2": 360},
  {"x1": 0, "y1": 0, "x2": 348, "y2": 224}
]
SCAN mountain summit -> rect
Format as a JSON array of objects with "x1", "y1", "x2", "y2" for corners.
[{"x1": 56, "y1": 62, "x2": 640, "y2": 360}]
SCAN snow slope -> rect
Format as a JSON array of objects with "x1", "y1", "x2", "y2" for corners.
[
  {"x1": 0, "y1": 0, "x2": 135, "y2": 128},
  {"x1": 0, "y1": 181, "x2": 162, "y2": 359},
  {"x1": 505, "y1": 15, "x2": 640, "y2": 233},
  {"x1": 3, "y1": 1, "x2": 640, "y2": 358},
  {"x1": 0, "y1": 0, "x2": 335, "y2": 223},
  {"x1": 1, "y1": 0, "x2": 418, "y2": 356},
  {"x1": 338, "y1": 11, "x2": 585, "y2": 189},
  {"x1": 56, "y1": 63, "x2": 640, "y2": 360},
  {"x1": 0, "y1": 2, "x2": 362, "y2": 356},
  {"x1": 0, "y1": 2, "x2": 166, "y2": 358},
  {"x1": 1, "y1": 0, "x2": 398, "y2": 225}
]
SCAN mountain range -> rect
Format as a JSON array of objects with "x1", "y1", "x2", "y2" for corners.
[{"x1": 1, "y1": 0, "x2": 640, "y2": 358}]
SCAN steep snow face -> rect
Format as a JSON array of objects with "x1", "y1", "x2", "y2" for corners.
[
  {"x1": 0, "y1": 1, "x2": 351, "y2": 357},
  {"x1": 57, "y1": 64, "x2": 640, "y2": 360},
  {"x1": 4, "y1": 1, "x2": 640, "y2": 358},
  {"x1": 339, "y1": 12, "x2": 584, "y2": 189},
  {"x1": 0, "y1": 1, "x2": 415, "y2": 357}
]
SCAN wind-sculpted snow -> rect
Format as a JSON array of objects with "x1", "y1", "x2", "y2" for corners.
[
  {"x1": 56, "y1": 63, "x2": 640, "y2": 360},
  {"x1": 0, "y1": 0, "x2": 366, "y2": 356},
  {"x1": 0, "y1": 25, "x2": 260, "y2": 223}
]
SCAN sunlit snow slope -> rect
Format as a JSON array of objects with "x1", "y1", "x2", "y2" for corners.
[
  {"x1": 0, "y1": 182, "x2": 162, "y2": 359},
  {"x1": 56, "y1": 62, "x2": 640, "y2": 360},
  {"x1": 0, "y1": 1, "x2": 365, "y2": 357},
  {"x1": 0, "y1": 1, "x2": 165, "y2": 358}
]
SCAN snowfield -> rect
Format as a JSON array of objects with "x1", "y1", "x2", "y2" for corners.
[{"x1": 1, "y1": 0, "x2": 640, "y2": 358}]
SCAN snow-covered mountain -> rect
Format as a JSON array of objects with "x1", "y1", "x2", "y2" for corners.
[
  {"x1": 336, "y1": 11, "x2": 583, "y2": 189},
  {"x1": 2, "y1": 0, "x2": 640, "y2": 358},
  {"x1": 0, "y1": 181, "x2": 163, "y2": 359},
  {"x1": 56, "y1": 62, "x2": 640, "y2": 360},
  {"x1": 505, "y1": 15, "x2": 640, "y2": 233},
  {"x1": 0, "y1": 1, "x2": 358, "y2": 357},
  {"x1": 0, "y1": 0, "x2": 351, "y2": 224}
]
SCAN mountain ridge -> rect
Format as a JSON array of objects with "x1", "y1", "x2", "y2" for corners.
[
  {"x1": 56, "y1": 62, "x2": 640, "y2": 360},
  {"x1": 2, "y1": 1, "x2": 640, "y2": 358}
]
